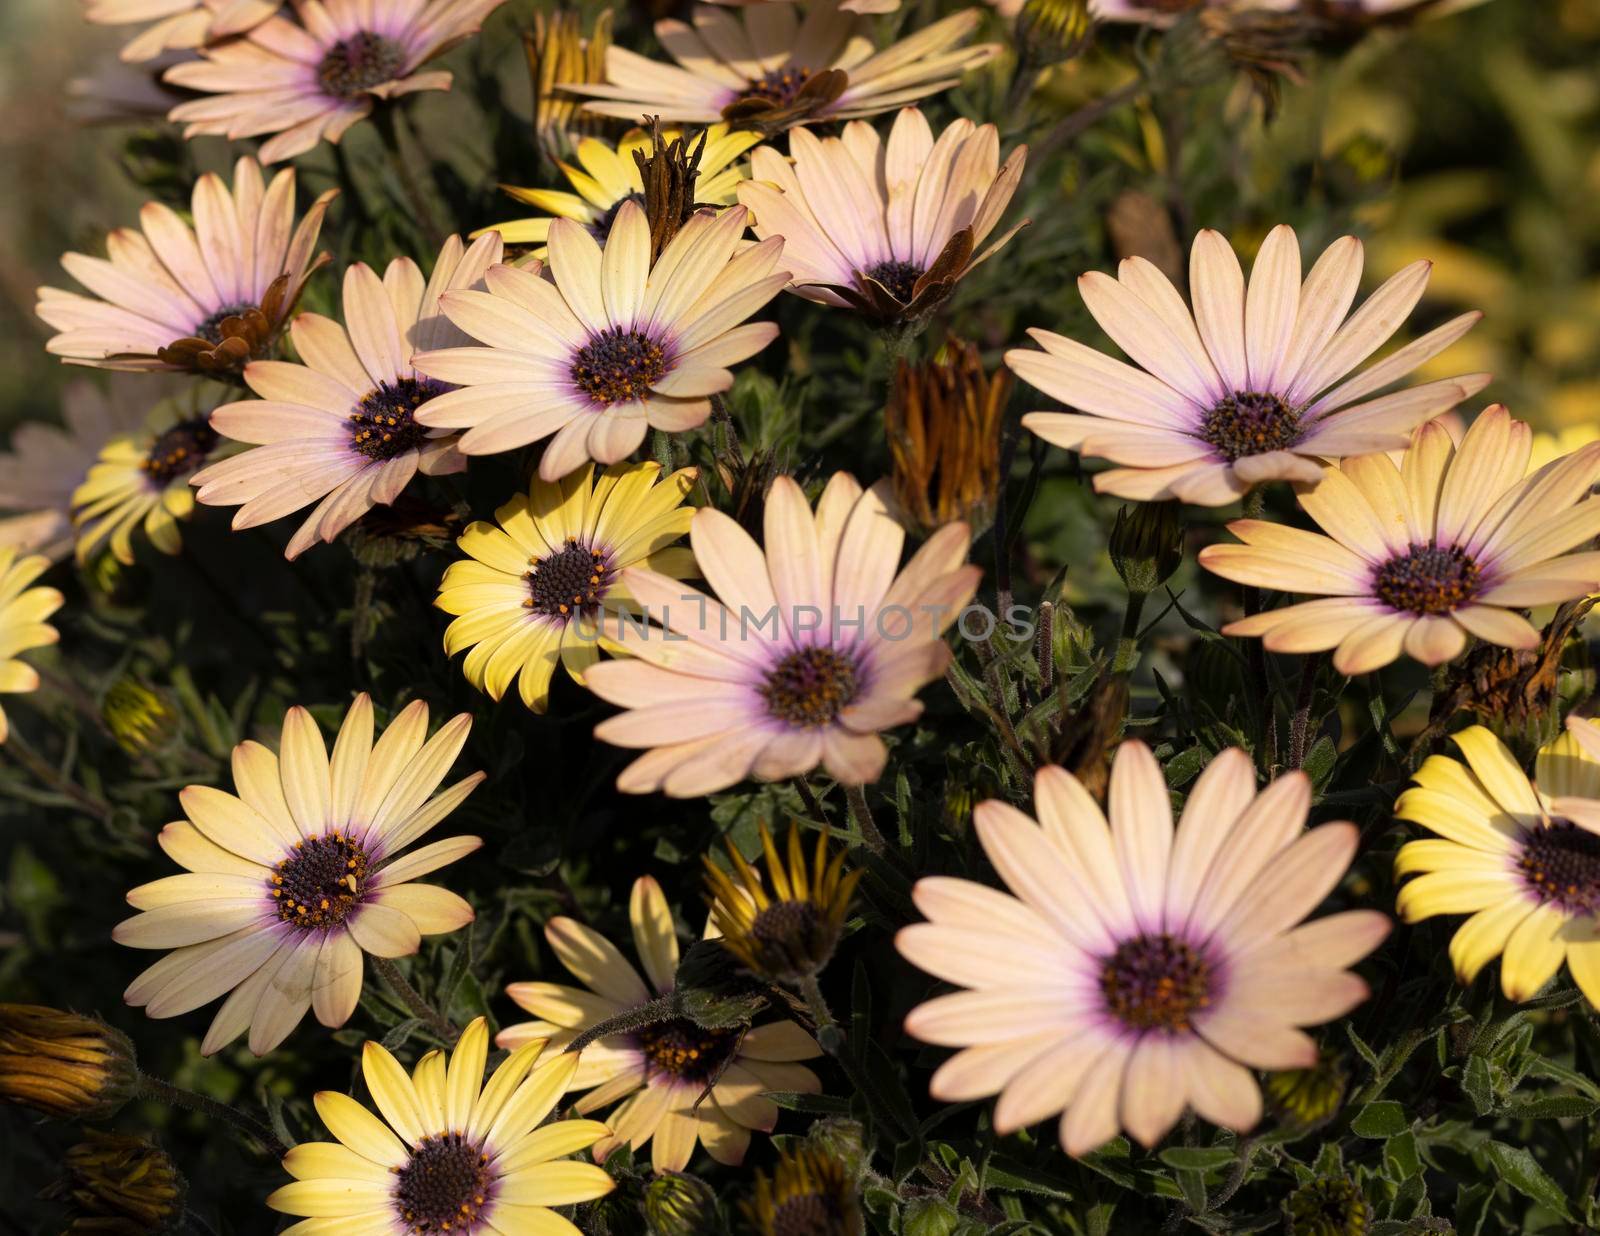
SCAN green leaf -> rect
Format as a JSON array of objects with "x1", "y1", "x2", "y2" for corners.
[
  {"x1": 1499, "y1": 1092, "x2": 1600, "y2": 1120},
  {"x1": 1485, "y1": 1140, "x2": 1573, "y2": 1221},
  {"x1": 764, "y1": 1091, "x2": 852, "y2": 1115},
  {"x1": 982, "y1": 1157, "x2": 1077, "y2": 1201},
  {"x1": 1157, "y1": 1147, "x2": 1237, "y2": 1172},
  {"x1": 1302, "y1": 734, "x2": 1338, "y2": 788},
  {"x1": 1174, "y1": 1167, "x2": 1207, "y2": 1212},
  {"x1": 1351, "y1": 1102, "x2": 1409, "y2": 1138},
  {"x1": 1462, "y1": 1053, "x2": 1495, "y2": 1115}
]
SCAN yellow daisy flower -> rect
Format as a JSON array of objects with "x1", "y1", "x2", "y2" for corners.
[
  {"x1": 268, "y1": 1017, "x2": 614, "y2": 1236},
  {"x1": 500, "y1": 875, "x2": 823, "y2": 1174},
  {"x1": 0, "y1": 550, "x2": 64, "y2": 744},
  {"x1": 71, "y1": 391, "x2": 231, "y2": 566},
  {"x1": 1394, "y1": 723, "x2": 1600, "y2": 1007},
  {"x1": 436, "y1": 462, "x2": 699, "y2": 714},
  {"x1": 483, "y1": 125, "x2": 762, "y2": 257},
  {"x1": 1199, "y1": 407, "x2": 1600, "y2": 675}
]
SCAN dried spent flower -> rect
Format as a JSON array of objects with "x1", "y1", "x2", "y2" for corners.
[
  {"x1": 887, "y1": 338, "x2": 1010, "y2": 538},
  {"x1": 42, "y1": 1131, "x2": 185, "y2": 1236},
  {"x1": 633, "y1": 118, "x2": 715, "y2": 262},
  {"x1": 0, "y1": 1004, "x2": 139, "y2": 1122},
  {"x1": 705, "y1": 823, "x2": 862, "y2": 984}
]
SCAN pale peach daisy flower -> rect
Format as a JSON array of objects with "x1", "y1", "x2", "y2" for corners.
[
  {"x1": 737, "y1": 107, "x2": 1026, "y2": 328},
  {"x1": 268, "y1": 1017, "x2": 614, "y2": 1236},
  {"x1": 1007, "y1": 224, "x2": 1489, "y2": 505},
  {"x1": 436, "y1": 462, "x2": 698, "y2": 714},
  {"x1": 190, "y1": 233, "x2": 501, "y2": 560},
  {"x1": 563, "y1": 1, "x2": 1001, "y2": 133},
  {"x1": 499, "y1": 875, "x2": 822, "y2": 1173},
  {"x1": 898, "y1": 745, "x2": 1388, "y2": 1156},
  {"x1": 165, "y1": 0, "x2": 509, "y2": 164},
  {"x1": 113, "y1": 695, "x2": 484, "y2": 1056},
  {"x1": 84, "y1": 0, "x2": 283, "y2": 63},
  {"x1": 1394, "y1": 724, "x2": 1600, "y2": 1011},
  {"x1": 0, "y1": 377, "x2": 157, "y2": 562},
  {"x1": 37, "y1": 157, "x2": 336, "y2": 377},
  {"x1": 583, "y1": 473, "x2": 981, "y2": 797},
  {"x1": 413, "y1": 201, "x2": 787, "y2": 479},
  {"x1": 0, "y1": 551, "x2": 65, "y2": 745},
  {"x1": 1199, "y1": 407, "x2": 1600, "y2": 675}
]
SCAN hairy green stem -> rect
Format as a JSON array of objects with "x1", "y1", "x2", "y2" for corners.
[
  {"x1": 139, "y1": 1074, "x2": 285, "y2": 1158},
  {"x1": 1112, "y1": 589, "x2": 1148, "y2": 675},
  {"x1": 374, "y1": 106, "x2": 445, "y2": 249},
  {"x1": 845, "y1": 783, "x2": 887, "y2": 856},
  {"x1": 371, "y1": 956, "x2": 458, "y2": 1044},
  {"x1": 0, "y1": 732, "x2": 112, "y2": 822}
]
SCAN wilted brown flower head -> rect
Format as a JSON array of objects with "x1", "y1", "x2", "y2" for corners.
[
  {"x1": 42, "y1": 1131, "x2": 185, "y2": 1236},
  {"x1": 887, "y1": 338, "x2": 1010, "y2": 538},
  {"x1": 0, "y1": 1004, "x2": 138, "y2": 1122},
  {"x1": 632, "y1": 118, "x2": 716, "y2": 262}
]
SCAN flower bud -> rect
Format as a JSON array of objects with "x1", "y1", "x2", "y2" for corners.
[
  {"x1": 643, "y1": 1171, "x2": 721, "y2": 1236},
  {"x1": 704, "y1": 823, "x2": 862, "y2": 985},
  {"x1": 42, "y1": 1131, "x2": 185, "y2": 1235},
  {"x1": 886, "y1": 338, "x2": 1010, "y2": 538},
  {"x1": 1015, "y1": 0, "x2": 1091, "y2": 67},
  {"x1": 743, "y1": 1146, "x2": 863, "y2": 1236},
  {"x1": 1108, "y1": 501, "x2": 1184, "y2": 597},
  {"x1": 524, "y1": 9, "x2": 612, "y2": 167},
  {"x1": 102, "y1": 679, "x2": 179, "y2": 756},
  {"x1": 0, "y1": 1003, "x2": 138, "y2": 1121},
  {"x1": 1265, "y1": 1052, "x2": 1348, "y2": 1132},
  {"x1": 1283, "y1": 1173, "x2": 1370, "y2": 1236}
]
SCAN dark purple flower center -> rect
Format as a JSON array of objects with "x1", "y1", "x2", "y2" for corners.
[
  {"x1": 1518, "y1": 820, "x2": 1600, "y2": 917},
  {"x1": 589, "y1": 191, "x2": 644, "y2": 243},
  {"x1": 526, "y1": 537, "x2": 614, "y2": 621},
  {"x1": 270, "y1": 833, "x2": 369, "y2": 931},
  {"x1": 635, "y1": 1018, "x2": 740, "y2": 1084},
  {"x1": 317, "y1": 31, "x2": 408, "y2": 99},
  {"x1": 736, "y1": 64, "x2": 814, "y2": 110},
  {"x1": 1372, "y1": 543, "x2": 1481, "y2": 615},
  {"x1": 142, "y1": 418, "x2": 218, "y2": 484},
  {"x1": 761, "y1": 647, "x2": 860, "y2": 729},
  {"x1": 393, "y1": 1132, "x2": 493, "y2": 1235},
  {"x1": 862, "y1": 259, "x2": 925, "y2": 304},
  {"x1": 349, "y1": 377, "x2": 443, "y2": 461},
  {"x1": 571, "y1": 327, "x2": 668, "y2": 407},
  {"x1": 1100, "y1": 933, "x2": 1215, "y2": 1033},
  {"x1": 1200, "y1": 390, "x2": 1303, "y2": 462}
]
